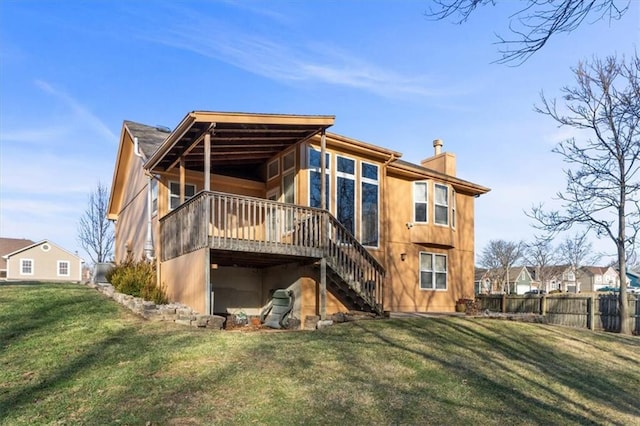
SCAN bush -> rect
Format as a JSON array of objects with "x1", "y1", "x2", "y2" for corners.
[{"x1": 107, "y1": 254, "x2": 168, "y2": 304}]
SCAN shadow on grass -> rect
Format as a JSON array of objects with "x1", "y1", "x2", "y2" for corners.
[
  {"x1": 0, "y1": 282, "x2": 119, "y2": 353},
  {"x1": 338, "y1": 318, "x2": 640, "y2": 423}
]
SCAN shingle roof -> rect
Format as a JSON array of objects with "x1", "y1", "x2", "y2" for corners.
[
  {"x1": 0, "y1": 238, "x2": 35, "y2": 270},
  {"x1": 123, "y1": 120, "x2": 171, "y2": 159}
]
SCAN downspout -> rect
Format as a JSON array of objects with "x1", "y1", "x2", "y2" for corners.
[{"x1": 134, "y1": 137, "x2": 155, "y2": 261}]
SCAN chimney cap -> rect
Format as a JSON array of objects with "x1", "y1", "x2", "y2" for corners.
[{"x1": 433, "y1": 139, "x2": 443, "y2": 147}]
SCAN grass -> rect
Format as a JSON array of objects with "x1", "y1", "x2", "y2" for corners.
[{"x1": 1, "y1": 282, "x2": 639, "y2": 425}]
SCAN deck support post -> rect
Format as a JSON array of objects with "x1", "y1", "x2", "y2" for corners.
[
  {"x1": 320, "y1": 130, "x2": 326, "y2": 211},
  {"x1": 179, "y1": 157, "x2": 186, "y2": 204},
  {"x1": 320, "y1": 257, "x2": 327, "y2": 320},
  {"x1": 204, "y1": 130, "x2": 211, "y2": 192}
]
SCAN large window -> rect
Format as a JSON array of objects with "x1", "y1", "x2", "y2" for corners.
[
  {"x1": 283, "y1": 171, "x2": 295, "y2": 231},
  {"x1": 58, "y1": 261, "x2": 70, "y2": 277},
  {"x1": 434, "y1": 183, "x2": 449, "y2": 226},
  {"x1": 361, "y1": 162, "x2": 379, "y2": 247},
  {"x1": 169, "y1": 182, "x2": 196, "y2": 210},
  {"x1": 420, "y1": 252, "x2": 447, "y2": 290},
  {"x1": 414, "y1": 182, "x2": 428, "y2": 223},
  {"x1": 21, "y1": 259, "x2": 33, "y2": 275},
  {"x1": 308, "y1": 148, "x2": 330, "y2": 210},
  {"x1": 336, "y1": 156, "x2": 356, "y2": 235}
]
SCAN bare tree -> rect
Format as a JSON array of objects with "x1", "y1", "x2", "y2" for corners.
[
  {"x1": 78, "y1": 182, "x2": 114, "y2": 265},
  {"x1": 479, "y1": 239, "x2": 524, "y2": 293},
  {"x1": 523, "y1": 236, "x2": 558, "y2": 293},
  {"x1": 559, "y1": 233, "x2": 599, "y2": 269},
  {"x1": 529, "y1": 54, "x2": 640, "y2": 334},
  {"x1": 426, "y1": 0, "x2": 629, "y2": 64}
]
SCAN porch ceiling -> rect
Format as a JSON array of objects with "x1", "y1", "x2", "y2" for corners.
[
  {"x1": 145, "y1": 111, "x2": 335, "y2": 174},
  {"x1": 210, "y1": 249, "x2": 318, "y2": 268}
]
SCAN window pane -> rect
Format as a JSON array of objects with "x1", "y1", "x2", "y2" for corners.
[
  {"x1": 361, "y1": 182, "x2": 378, "y2": 246},
  {"x1": 414, "y1": 182, "x2": 427, "y2": 202},
  {"x1": 435, "y1": 184, "x2": 448, "y2": 204},
  {"x1": 283, "y1": 151, "x2": 295, "y2": 171},
  {"x1": 362, "y1": 163, "x2": 378, "y2": 180},
  {"x1": 415, "y1": 204, "x2": 427, "y2": 222},
  {"x1": 420, "y1": 271, "x2": 433, "y2": 289},
  {"x1": 337, "y1": 156, "x2": 355, "y2": 174},
  {"x1": 435, "y1": 205, "x2": 448, "y2": 225},
  {"x1": 268, "y1": 160, "x2": 279, "y2": 179},
  {"x1": 420, "y1": 253, "x2": 432, "y2": 271},
  {"x1": 186, "y1": 185, "x2": 196, "y2": 197},
  {"x1": 310, "y1": 172, "x2": 330, "y2": 210},
  {"x1": 435, "y1": 255, "x2": 447, "y2": 272},
  {"x1": 337, "y1": 177, "x2": 355, "y2": 234},
  {"x1": 435, "y1": 273, "x2": 447, "y2": 289}
]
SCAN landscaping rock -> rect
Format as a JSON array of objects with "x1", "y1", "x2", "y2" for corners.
[{"x1": 316, "y1": 320, "x2": 334, "y2": 329}]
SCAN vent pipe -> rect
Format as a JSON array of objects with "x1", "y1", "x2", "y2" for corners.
[{"x1": 433, "y1": 139, "x2": 443, "y2": 155}]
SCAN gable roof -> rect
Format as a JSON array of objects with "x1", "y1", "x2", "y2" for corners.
[
  {"x1": 0, "y1": 238, "x2": 35, "y2": 270},
  {"x1": 474, "y1": 267, "x2": 488, "y2": 281},
  {"x1": 124, "y1": 120, "x2": 171, "y2": 159},
  {"x1": 2, "y1": 239, "x2": 83, "y2": 261}
]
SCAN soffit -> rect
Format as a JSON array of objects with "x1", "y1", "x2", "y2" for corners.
[{"x1": 145, "y1": 111, "x2": 335, "y2": 173}]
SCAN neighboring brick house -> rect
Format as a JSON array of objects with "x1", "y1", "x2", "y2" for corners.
[
  {"x1": 107, "y1": 111, "x2": 489, "y2": 324},
  {"x1": 1, "y1": 239, "x2": 84, "y2": 282}
]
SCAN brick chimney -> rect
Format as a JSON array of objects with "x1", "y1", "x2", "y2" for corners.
[{"x1": 421, "y1": 139, "x2": 456, "y2": 176}]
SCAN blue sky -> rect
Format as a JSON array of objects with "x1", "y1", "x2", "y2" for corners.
[{"x1": 1, "y1": 1, "x2": 638, "y2": 264}]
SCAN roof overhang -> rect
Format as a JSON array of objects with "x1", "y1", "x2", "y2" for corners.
[{"x1": 144, "y1": 111, "x2": 335, "y2": 173}]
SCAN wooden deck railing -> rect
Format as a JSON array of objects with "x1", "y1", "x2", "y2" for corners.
[{"x1": 160, "y1": 191, "x2": 384, "y2": 312}]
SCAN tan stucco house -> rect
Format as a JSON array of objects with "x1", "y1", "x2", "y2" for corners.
[
  {"x1": 107, "y1": 111, "x2": 489, "y2": 325},
  {"x1": 1, "y1": 238, "x2": 84, "y2": 282}
]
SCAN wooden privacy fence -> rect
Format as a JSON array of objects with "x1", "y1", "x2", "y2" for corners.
[{"x1": 476, "y1": 294, "x2": 640, "y2": 333}]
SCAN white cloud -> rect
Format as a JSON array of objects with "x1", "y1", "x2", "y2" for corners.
[
  {"x1": 137, "y1": 10, "x2": 446, "y2": 99},
  {"x1": 34, "y1": 80, "x2": 117, "y2": 142}
]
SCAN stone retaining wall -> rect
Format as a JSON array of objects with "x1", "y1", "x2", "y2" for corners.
[{"x1": 89, "y1": 282, "x2": 225, "y2": 330}]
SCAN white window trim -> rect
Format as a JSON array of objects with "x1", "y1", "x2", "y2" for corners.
[
  {"x1": 413, "y1": 181, "x2": 429, "y2": 224},
  {"x1": 451, "y1": 188, "x2": 457, "y2": 229},
  {"x1": 307, "y1": 147, "x2": 331, "y2": 210},
  {"x1": 168, "y1": 181, "x2": 197, "y2": 211},
  {"x1": 20, "y1": 258, "x2": 34, "y2": 275},
  {"x1": 336, "y1": 154, "x2": 357, "y2": 234},
  {"x1": 267, "y1": 158, "x2": 280, "y2": 181},
  {"x1": 360, "y1": 161, "x2": 379, "y2": 248},
  {"x1": 419, "y1": 252, "x2": 448, "y2": 291},
  {"x1": 434, "y1": 183, "x2": 449, "y2": 227},
  {"x1": 57, "y1": 260, "x2": 70, "y2": 277}
]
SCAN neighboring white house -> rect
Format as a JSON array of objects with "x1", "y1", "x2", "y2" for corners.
[{"x1": 1, "y1": 239, "x2": 84, "y2": 282}]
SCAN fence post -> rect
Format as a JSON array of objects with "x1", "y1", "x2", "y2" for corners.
[
  {"x1": 540, "y1": 295, "x2": 547, "y2": 316},
  {"x1": 587, "y1": 295, "x2": 595, "y2": 331},
  {"x1": 501, "y1": 294, "x2": 507, "y2": 313}
]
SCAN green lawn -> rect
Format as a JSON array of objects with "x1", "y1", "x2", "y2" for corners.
[{"x1": 1, "y1": 282, "x2": 638, "y2": 425}]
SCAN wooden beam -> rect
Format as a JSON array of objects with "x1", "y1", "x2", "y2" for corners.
[
  {"x1": 180, "y1": 157, "x2": 186, "y2": 204},
  {"x1": 204, "y1": 131, "x2": 211, "y2": 192},
  {"x1": 320, "y1": 130, "x2": 326, "y2": 211}
]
